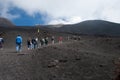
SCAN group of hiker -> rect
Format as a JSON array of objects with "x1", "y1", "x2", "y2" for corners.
[
  {"x1": 0, "y1": 35, "x2": 80, "y2": 51},
  {"x1": 0, "y1": 35, "x2": 75, "y2": 51},
  {"x1": 0, "y1": 34, "x2": 120, "y2": 80},
  {"x1": 15, "y1": 35, "x2": 63, "y2": 52},
  {"x1": 27, "y1": 37, "x2": 49, "y2": 50},
  {"x1": 0, "y1": 34, "x2": 65, "y2": 52},
  {"x1": 27, "y1": 37, "x2": 38, "y2": 50},
  {"x1": 0, "y1": 34, "x2": 81, "y2": 52}
]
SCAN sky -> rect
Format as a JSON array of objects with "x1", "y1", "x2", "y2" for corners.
[{"x1": 0, "y1": 0, "x2": 120, "y2": 26}]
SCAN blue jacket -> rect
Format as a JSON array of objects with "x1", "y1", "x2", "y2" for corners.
[{"x1": 16, "y1": 36, "x2": 22, "y2": 44}]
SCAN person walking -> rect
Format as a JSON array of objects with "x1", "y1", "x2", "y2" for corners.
[
  {"x1": 40, "y1": 38, "x2": 44, "y2": 46},
  {"x1": 58, "y1": 36, "x2": 63, "y2": 44},
  {"x1": 45, "y1": 37, "x2": 48, "y2": 45},
  {"x1": 35, "y1": 37, "x2": 39, "y2": 48},
  {"x1": 51, "y1": 36, "x2": 55, "y2": 44},
  {"x1": 32, "y1": 38, "x2": 37, "y2": 49},
  {"x1": 27, "y1": 38, "x2": 32, "y2": 50},
  {"x1": 0, "y1": 37, "x2": 4, "y2": 50},
  {"x1": 16, "y1": 35, "x2": 22, "y2": 52},
  {"x1": 42, "y1": 38, "x2": 45, "y2": 46}
]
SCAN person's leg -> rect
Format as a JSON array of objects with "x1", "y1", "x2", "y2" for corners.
[
  {"x1": 18, "y1": 44, "x2": 20, "y2": 52},
  {"x1": 37, "y1": 42, "x2": 39, "y2": 48},
  {"x1": 52, "y1": 40, "x2": 54, "y2": 44},
  {"x1": 46, "y1": 41, "x2": 48, "y2": 45},
  {"x1": 16, "y1": 44, "x2": 19, "y2": 52},
  {"x1": 18, "y1": 44, "x2": 22, "y2": 52},
  {"x1": 28, "y1": 44, "x2": 31, "y2": 50},
  {"x1": 1, "y1": 43, "x2": 3, "y2": 50},
  {"x1": 35, "y1": 44, "x2": 37, "y2": 49},
  {"x1": 27, "y1": 44, "x2": 29, "y2": 50},
  {"x1": 0, "y1": 43, "x2": 2, "y2": 50},
  {"x1": 34, "y1": 44, "x2": 35, "y2": 49},
  {"x1": 36, "y1": 44, "x2": 38, "y2": 48},
  {"x1": 30, "y1": 44, "x2": 32, "y2": 49},
  {"x1": 33, "y1": 44, "x2": 34, "y2": 49},
  {"x1": 41, "y1": 42, "x2": 43, "y2": 46},
  {"x1": 31, "y1": 44, "x2": 33, "y2": 49}
]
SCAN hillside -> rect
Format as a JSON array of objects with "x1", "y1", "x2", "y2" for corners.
[
  {"x1": 0, "y1": 17, "x2": 14, "y2": 27},
  {"x1": 1, "y1": 18, "x2": 120, "y2": 36},
  {"x1": 0, "y1": 26, "x2": 120, "y2": 80},
  {"x1": 54, "y1": 20, "x2": 120, "y2": 36}
]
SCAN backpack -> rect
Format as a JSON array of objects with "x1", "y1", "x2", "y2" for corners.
[
  {"x1": 16, "y1": 37, "x2": 21, "y2": 44},
  {"x1": 32, "y1": 39, "x2": 37, "y2": 44}
]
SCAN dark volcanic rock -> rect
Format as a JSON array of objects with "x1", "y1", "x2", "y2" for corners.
[{"x1": 0, "y1": 26, "x2": 120, "y2": 80}]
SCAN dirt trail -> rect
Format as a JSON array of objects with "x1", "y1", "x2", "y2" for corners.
[
  {"x1": 0, "y1": 37, "x2": 119, "y2": 80},
  {"x1": 0, "y1": 40, "x2": 74, "y2": 80}
]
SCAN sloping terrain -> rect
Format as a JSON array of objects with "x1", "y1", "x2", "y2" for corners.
[
  {"x1": 0, "y1": 27, "x2": 120, "y2": 80},
  {"x1": 53, "y1": 20, "x2": 120, "y2": 36},
  {"x1": 0, "y1": 17, "x2": 14, "y2": 27},
  {"x1": 30, "y1": 36, "x2": 120, "y2": 80}
]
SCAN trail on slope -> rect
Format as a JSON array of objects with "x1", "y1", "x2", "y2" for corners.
[{"x1": 0, "y1": 38, "x2": 119, "y2": 80}]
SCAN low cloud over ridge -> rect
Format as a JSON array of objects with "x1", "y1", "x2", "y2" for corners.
[{"x1": 0, "y1": 0, "x2": 120, "y2": 25}]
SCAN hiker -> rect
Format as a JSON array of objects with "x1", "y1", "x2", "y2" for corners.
[
  {"x1": 16, "y1": 35, "x2": 22, "y2": 52},
  {"x1": 27, "y1": 38, "x2": 32, "y2": 50},
  {"x1": 40, "y1": 38, "x2": 44, "y2": 46},
  {"x1": 113, "y1": 58, "x2": 120, "y2": 80},
  {"x1": 32, "y1": 38, "x2": 37, "y2": 49},
  {"x1": 42, "y1": 38, "x2": 45, "y2": 46},
  {"x1": 0, "y1": 37, "x2": 4, "y2": 50},
  {"x1": 45, "y1": 37, "x2": 48, "y2": 45},
  {"x1": 58, "y1": 36, "x2": 63, "y2": 44},
  {"x1": 51, "y1": 36, "x2": 55, "y2": 44},
  {"x1": 35, "y1": 37, "x2": 39, "y2": 48}
]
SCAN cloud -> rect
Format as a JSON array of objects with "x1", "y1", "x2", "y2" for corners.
[
  {"x1": 0, "y1": 0, "x2": 20, "y2": 20},
  {"x1": 0, "y1": 0, "x2": 120, "y2": 24},
  {"x1": 48, "y1": 16, "x2": 82, "y2": 25}
]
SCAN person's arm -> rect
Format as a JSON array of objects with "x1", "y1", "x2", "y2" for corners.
[{"x1": 21, "y1": 37, "x2": 22, "y2": 43}]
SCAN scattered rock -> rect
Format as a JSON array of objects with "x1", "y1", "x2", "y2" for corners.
[
  {"x1": 47, "y1": 64, "x2": 56, "y2": 68},
  {"x1": 117, "y1": 45, "x2": 120, "y2": 48},
  {"x1": 47, "y1": 60, "x2": 59, "y2": 68},
  {"x1": 59, "y1": 59, "x2": 68, "y2": 63},
  {"x1": 99, "y1": 64, "x2": 104, "y2": 67},
  {"x1": 75, "y1": 58, "x2": 81, "y2": 61}
]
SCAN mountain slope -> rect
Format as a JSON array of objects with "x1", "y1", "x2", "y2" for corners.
[
  {"x1": 0, "y1": 17, "x2": 14, "y2": 27},
  {"x1": 56, "y1": 20, "x2": 120, "y2": 36}
]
